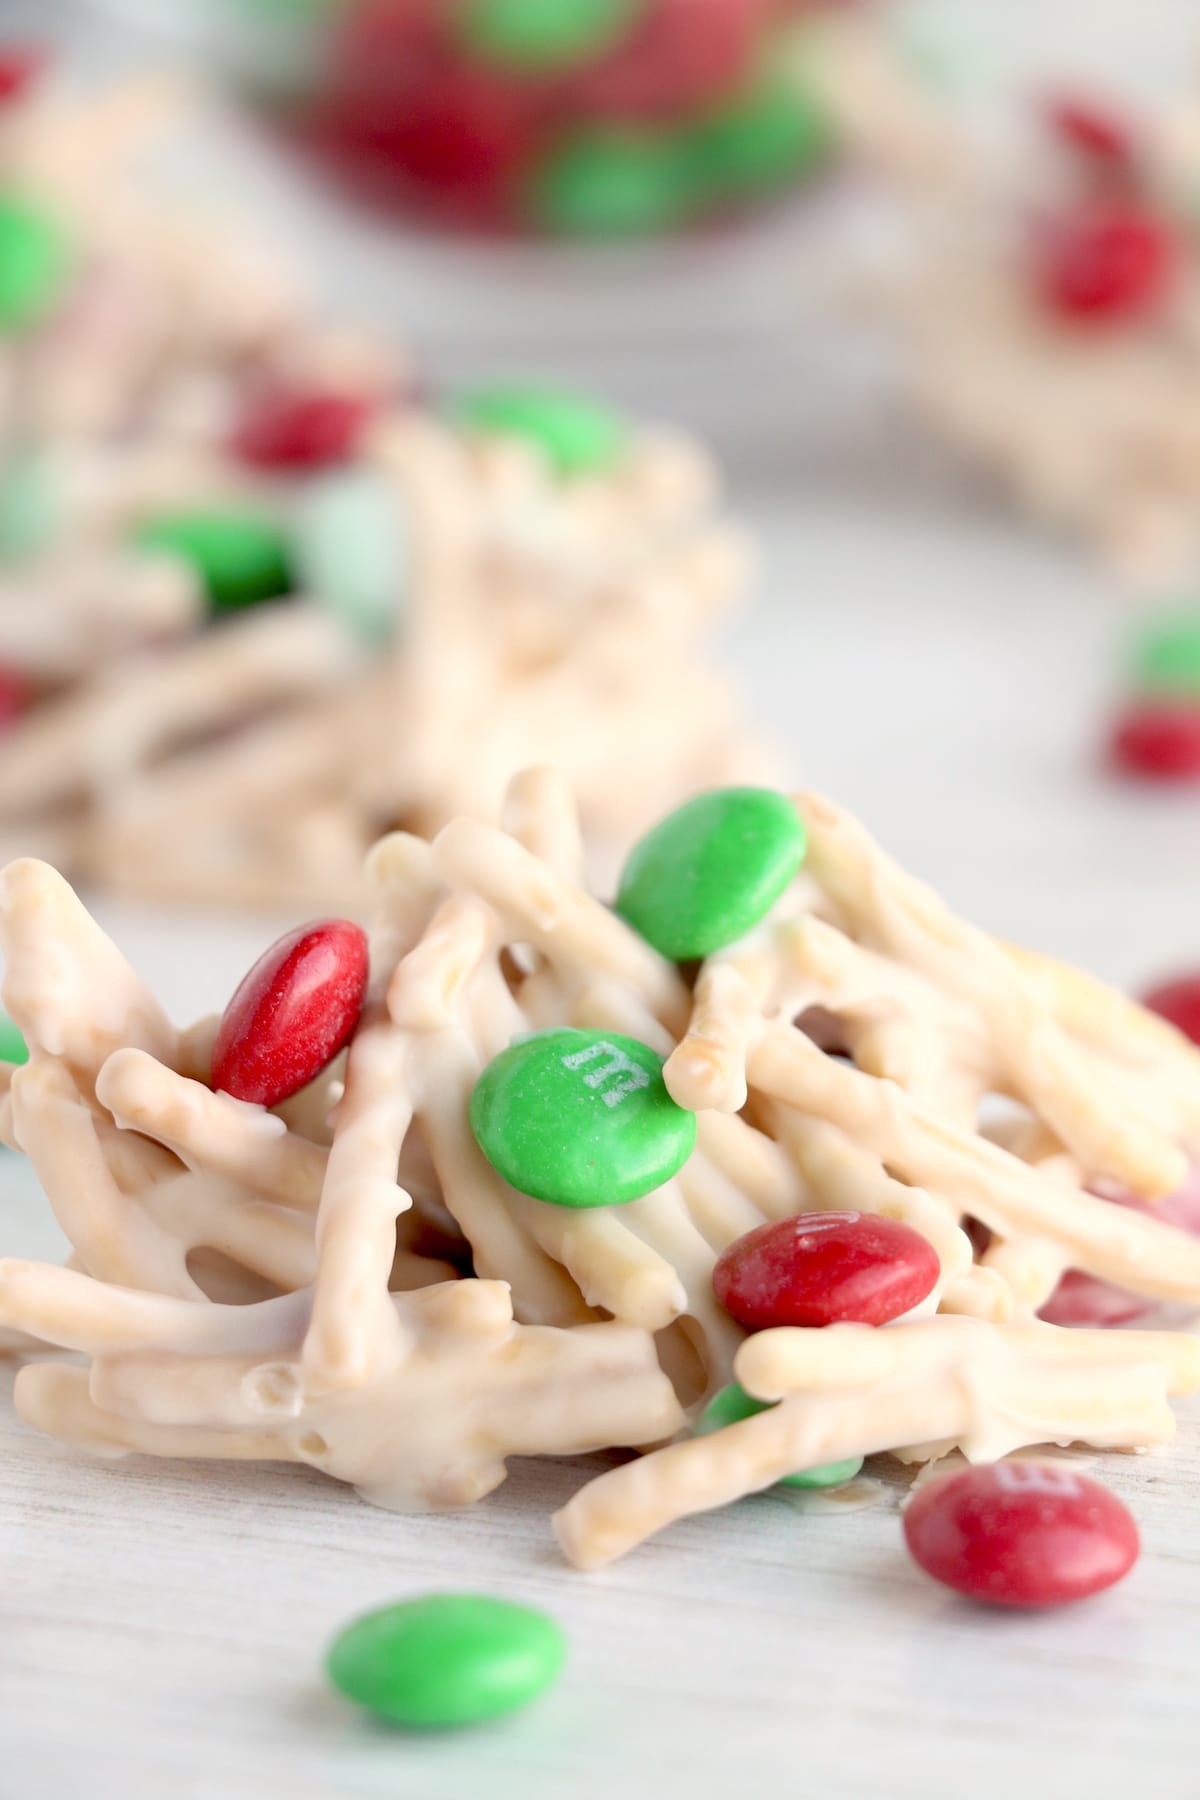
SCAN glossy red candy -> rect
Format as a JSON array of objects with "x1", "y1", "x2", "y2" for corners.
[
  {"x1": 231, "y1": 389, "x2": 371, "y2": 472},
  {"x1": 211, "y1": 919, "x2": 369, "y2": 1107},
  {"x1": 1037, "y1": 1268, "x2": 1151, "y2": 1328},
  {"x1": 712, "y1": 1210, "x2": 940, "y2": 1330},
  {"x1": 1034, "y1": 207, "x2": 1177, "y2": 323},
  {"x1": 1046, "y1": 93, "x2": 1136, "y2": 167},
  {"x1": 903, "y1": 1461, "x2": 1140, "y2": 1608},
  {"x1": 1109, "y1": 702, "x2": 1200, "y2": 780},
  {"x1": 1141, "y1": 973, "x2": 1200, "y2": 1045}
]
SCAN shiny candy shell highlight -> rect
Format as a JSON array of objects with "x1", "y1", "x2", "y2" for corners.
[
  {"x1": 902, "y1": 1461, "x2": 1140, "y2": 1609},
  {"x1": 211, "y1": 918, "x2": 369, "y2": 1107},
  {"x1": 469, "y1": 1026, "x2": 696, "y2": 1208},
  {"x1": 326, "y1": 1593, "x2": 566, "y2": 1729},
  {"x1": 713, "y1": 1210, "x2": 941, "y2": 1331},
  {"x1": 616, "y1": 787, "x2": 806, "y2": 962},
  {"x1": 694, "y1": 1383, "x2": 863, "y2": 1490}
]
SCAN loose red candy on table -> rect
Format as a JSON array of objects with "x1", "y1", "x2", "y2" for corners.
[
  {"x1": 903, "y1": 1461, "x2": 1140, "y2": 1609},
  {"x1": 1108, "y1": 702, "x2": 1200, "y2": 780},
  {"x1": 231, "y1": 389, "x2": 371, "y2": 472},
  {"x1": 712, "y1": 1210, "x2": 941, "y2": 1331},
  {"x1": 1033, "y1": 208, "x2": 1177, "y2": 324},
  {"x1": 211, "y1": 919, "x2": 369, "y2": 1107}
]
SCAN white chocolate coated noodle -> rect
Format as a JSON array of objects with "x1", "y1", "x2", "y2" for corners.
[
  {"x1": 4, "y1": 769, "x2": 1200, "y2": 1566},
  {"x1": 0, "y1": 71, "x2": 765, "y2": 907}
]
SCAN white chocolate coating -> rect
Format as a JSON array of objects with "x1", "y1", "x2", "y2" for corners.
[
  {"x1": 0, "y1": 74, "x2": 766, "y2": 908},
  {"x1": 5, "y1": 771, "x2": 1200, "y2": 1560}
]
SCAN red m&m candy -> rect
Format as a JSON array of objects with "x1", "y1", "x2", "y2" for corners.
[
  {"x1": 1037, "y1": 1268, "x2": 1151, "y2": 1328},
  {"x1": 1141, "y1": 972, "x2": 1200, "y2": 1044},
  {"x1": 1045, "y1": 93, "x2": 1136, "y2": 169},
  {"x1": 1033, "y1": 207, "x2": 1177, "y2": 325},
  {"x1": 903, "y1": 1461, "x2": 1140, "y2": 1609},
  {"x1": 712, "y1": 1210, "x2": 940, "y2": 1331},
  {"x1": 1109, "y1": 701, "x2": 1200, "y2": 780},
  {"x1": 231, "y1": 389, "x2": 371, "y2": 472},
  {"x1": 0, "y1": 663, "x2": 27, "y2": 729},
  {"x1": 211, "y1": 919, "x2": 369, "y2": 1107},
  {"x1": 0, "y1": 48, "x2": 43, "y2": 105}
]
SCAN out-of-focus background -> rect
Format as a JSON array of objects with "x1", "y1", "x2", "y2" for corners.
[{"x1": 6, "y1": 4, "x2": 1200, "y2": 1796}]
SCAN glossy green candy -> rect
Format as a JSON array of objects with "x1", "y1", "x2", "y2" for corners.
[
  {"x1": 456, "y1": 384, "x2": 628, "y2": 477},
  {"x1": 0, "y1": 450, "x2": 58, "y2": 562},
  {"x1": 470, "y1": 1026, "x2": 696, "y2": 1208},
  {"x1": 528, "y1": 129, "x2": 696, "y2": 238},
  {"x1": 294, "y1": 469, "x2": 406, "y2": 645},
  {"x1": 616, "y1": 787, "x2": 807, "y2": 962},
  {"x1": 695, "y1": 1383, "x2": 863, "y2": 1490},
  {"x1": 1131, "y1": 605, "x2": 1200, "y2": 695},
  {"x1": 0, "y1": 1012, "x2": 29, "y2": 1066},
  {"x1": 326, "y1": 1594, "x2": 566, "y2": 1728},
  {"x1": 460, "y1": 0, "x2": 639, "y2": 72},
  {"x1": 0, "y1": 196, "x2": 70, "y2": 332},
  {"x1": 685, "y1": 76, "x2": 834, "y2": 206},
  {"x1": 135, "y1": 510, "x2": 293, "y2": 615}
]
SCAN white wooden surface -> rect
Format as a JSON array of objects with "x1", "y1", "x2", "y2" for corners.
[{"x1": 5, "y1": 484, "x2": 1200, "y2": 1799}]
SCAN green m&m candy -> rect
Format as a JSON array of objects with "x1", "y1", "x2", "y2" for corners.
[
  {"x1": 456, "y1": 384, "x2": 629, "y2": 477},
  {"x1": 1130, "y1": 604, "x2": 1200, "y2": 696},
  {"x1": 459, "y1": 0, "x2": 639, "y2": 72},
  {"x1": 293, "y1": 469, "x2": 407, "y2": 646},
  {"x1": 327, "y1": 1593, "x2": 566, "y2": 1729},
  {"x1": 134, "y1": 509, "x2": 293, "y2": 615},
  {"x1": 684, "y1": 75, "x2": 834, "y2": 207},
  {"x1": 694, "y1": 1383, "x2": 863, "y2": 1491},
  {"x1": 470, "y1": 1026, "x2": 696, "y2": 1208},
  {"x1": 616, "y1": 787, "x2": 807, "y2": 962},
  {"x1": 527, "y1": 129, "x2": 696, "y2": 238},
  {"x1": 0, "y1": 196, "x2": 71, "y2": 332},
  {"x1": 0, "y1": 1012, "x2": 28, "y2": 1066}
]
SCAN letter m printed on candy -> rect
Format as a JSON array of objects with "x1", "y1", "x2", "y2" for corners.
[{"x1": 560, "y1": 1039, "x2": 652, "y2": 1108}]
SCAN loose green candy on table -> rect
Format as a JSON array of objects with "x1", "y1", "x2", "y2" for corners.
[
  {"x1": 470, "y1": 1026, "x2": 696, "y2": 1208},
  {"x1": 134, "y1": 509, "x2": 293, "y2": 615},
  {"x1": 694, "y1": 1383, "x2": 864, "y2": 1491},
  {"x1": 0, "y1": 1012, "x2": 29, "y2": 1066},
  {"x1": 455, "y1": 384, "x2": 629, "y2": 477},
  {"x1": 527, "y1": 129, "x2": 697, "y2": 238},
  {"x1": 326, "y1": 1594, "x2": 566, "y2": 1729},
  {"x1": 616, "y1": 787, "x2": 807, "y2": 962},
  {"x1": 293, "y1": 469, "x2": 406, "y2": 645},
  {"x1": 1130, "y1": 605, "x2": 1200, "y2": 695},
  {"x1": 459, "y1": 0, "x2": 640, "y2": 72},
  {"x1": 0, "y1": 195, "x2": 71, "y2": 332}
]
